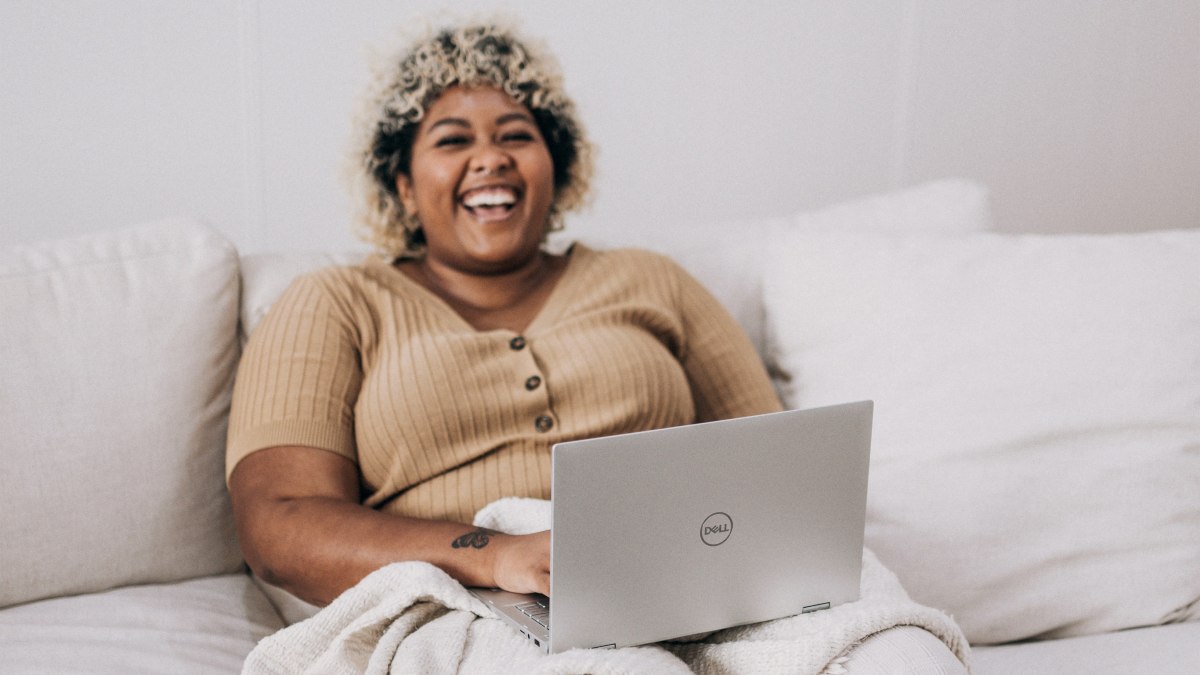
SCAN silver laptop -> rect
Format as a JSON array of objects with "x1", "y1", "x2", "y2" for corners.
[{"x1": 470, "y1": 400, "x2": 873, "y2": 654}]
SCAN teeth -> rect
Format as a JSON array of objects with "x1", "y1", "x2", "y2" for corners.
[{"x1": 462, "y1": 187, "x2": 517, "y2": 208}]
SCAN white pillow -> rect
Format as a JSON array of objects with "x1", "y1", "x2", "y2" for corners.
[
  {"x1": 763, "y1": 229, "x2": 1200, "y2": 644},
  {"x1": 0, "y1": 220, "x2": 244, "y2": 607}
]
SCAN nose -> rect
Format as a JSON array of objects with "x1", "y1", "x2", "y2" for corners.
[{"x1": 469, "y1": 142, "x2": 513, "y2": 175}]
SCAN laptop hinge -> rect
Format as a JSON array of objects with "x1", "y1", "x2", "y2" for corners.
[{"x1": 802, "y1": 602, "x2": 831, "y2": 614}]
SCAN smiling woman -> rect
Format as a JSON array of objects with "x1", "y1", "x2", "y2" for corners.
[
  {"x1": 350, "y1": 22, "x2": 591, "y2": 260},
  {"x1": 394, "y1": 86, "x2": 564, "y2": 328},
  {"x1": 397, "y1": 88, "x2": 555, "y2": 258},
  {"x1": 223, "y1": 18, "x2": 780, "y2": 621}
]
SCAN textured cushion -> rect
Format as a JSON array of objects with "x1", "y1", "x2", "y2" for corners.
[
  {"x1": 763, "y1": 230, "x2": 1200, "y2": 644},
  {"x1": 0, "y1": 573, "x2": 284, "y2": 674},
  {"x1": 0, "y1": 220, "x2": 244, "y2": 608}
]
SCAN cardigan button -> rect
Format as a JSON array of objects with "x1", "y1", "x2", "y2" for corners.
[
  {"x1": 535, "y1": 415, "x2": 554, "y2": 433},
  {"x1": 509, "y1": 335, "x2": 527, "y2": 351},
  {"x1": 525, "y1": 375, "x2": 542, "y2": 391}
]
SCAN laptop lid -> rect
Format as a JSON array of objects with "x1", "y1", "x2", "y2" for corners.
[{"x1": 548, "y1": 400, "x2": 873, "y2": 653}]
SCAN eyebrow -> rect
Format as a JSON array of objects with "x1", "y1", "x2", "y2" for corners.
[{"x1": 426, "y1": 111, "x2": 536, "y2": 132}]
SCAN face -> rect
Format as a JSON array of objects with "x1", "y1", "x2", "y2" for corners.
[{"x1": 396, "y1": 85, "x2": 556, "y2": 275}]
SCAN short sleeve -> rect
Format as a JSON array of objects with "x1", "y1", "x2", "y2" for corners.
[
  {"x1": 669, "y1": 260, "x2": 783, "y2": 422},
  {"x1": 225, "y1": 271, "x2": 363, "y2": 481}
]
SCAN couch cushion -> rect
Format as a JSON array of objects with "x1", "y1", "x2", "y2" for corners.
[
  {"x1": 763, "y1": 230, "x2": 1200, "y2": 644},
  {"x1": 971, "y1": 621, "x2": 1200, "y2": 675},
  {"x1": 0, "y1": 220, "x2": 244, "y2": 608},
  {"x1": 0, "y1": 573, "x2": 284, "y2": 674}
]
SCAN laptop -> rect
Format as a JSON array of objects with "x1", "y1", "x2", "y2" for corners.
[{"x1": 469, "y1": 400, "x2": 873, "y2": 654}]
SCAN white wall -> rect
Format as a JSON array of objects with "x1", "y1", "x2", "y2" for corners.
[{"x1": 2, "y1": 1, "x2": 1197, "y2": 254}]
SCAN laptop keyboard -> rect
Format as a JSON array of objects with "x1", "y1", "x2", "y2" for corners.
[{"x1": 515, "y1": 597, "x2": 550, "y2": 629}]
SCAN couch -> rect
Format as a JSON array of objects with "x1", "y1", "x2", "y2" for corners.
[{"x1": 1, "y1": 180, "x2": 1196, "y2": 674}]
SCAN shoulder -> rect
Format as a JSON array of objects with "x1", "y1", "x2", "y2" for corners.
[
  {"x1": 284, "y1": 256, "x2": 410, "y2": 307},
  {"x1": 267, "y1": 264, "x2": 365, "y2": 314},
  {"x1": 245, "y1": 258, "x2": 379, "y2": 336},
  {"x1": 557, "y1": 244, "x2": 715, "y2": 321},
  {"x1": 296, "y1": 258, "x2": 375, "y2": 291}
]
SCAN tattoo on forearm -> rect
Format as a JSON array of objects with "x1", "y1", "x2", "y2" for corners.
[{"x1": 451, "y1": 529, "x2": 495, "y2": 550}]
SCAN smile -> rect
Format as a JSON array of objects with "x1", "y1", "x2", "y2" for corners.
[{"x1": 460, "y1": 185, "x2": 521, "y2": 221}]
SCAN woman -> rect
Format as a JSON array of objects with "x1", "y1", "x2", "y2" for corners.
[{"x1": 226, "y1": 21, "x2": 780, "y2": 608}]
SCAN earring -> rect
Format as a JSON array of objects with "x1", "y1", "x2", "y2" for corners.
[
  {"x1": 399, "y1": 213, "x2": 426, "y2": 255},
  {"x1": 546, "y1": 209, "x2": 564, "y2": 233}
]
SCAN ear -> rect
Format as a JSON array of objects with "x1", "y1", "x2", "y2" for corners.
[{"x1": 395, "y1": 174, "x2": 417, "y2": 216}]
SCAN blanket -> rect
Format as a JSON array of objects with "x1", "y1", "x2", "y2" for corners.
[{"x1": 243, "y1": 498, "x2": 970, "y2": 674}]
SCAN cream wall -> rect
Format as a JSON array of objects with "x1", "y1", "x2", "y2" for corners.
[{"x1": 2, "y1": 0, "x2": 1197, "y2": 253}]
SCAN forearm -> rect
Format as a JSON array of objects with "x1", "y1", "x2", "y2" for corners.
[
  {"x1": 238, "y1": 494, "x2": 501, "y2": 606},
  {"x1": 230, "y1": 444, "x2": 550, "y2": 603}
]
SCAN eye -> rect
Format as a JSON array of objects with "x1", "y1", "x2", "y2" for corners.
[
  {"x1": 500, "y1": 130, "x2": 536, "y2": 144},
  {"x1": 434, "y1": 135, "x2": 470, "y2": 148}
]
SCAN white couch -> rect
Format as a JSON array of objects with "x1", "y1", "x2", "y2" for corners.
[{"x1": 1, "y1": 180, "x2": 1196, "y2": 674}]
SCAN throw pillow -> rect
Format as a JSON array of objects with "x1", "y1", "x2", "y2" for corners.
[
  {"x1": 763, "y1": 229, "x2": 1200, "y2": 643},
  {"x1": 0, "y1": 220, "x2": 244, "y2": 607}
]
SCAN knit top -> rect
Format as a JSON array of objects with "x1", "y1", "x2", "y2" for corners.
[{"x1": 226, "y1": 244, "x2": 781, "y2": 524}]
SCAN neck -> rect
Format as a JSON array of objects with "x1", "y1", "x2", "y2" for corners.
[{"x1": 411, "y1": 251, "x2": 558, "y2": 314}]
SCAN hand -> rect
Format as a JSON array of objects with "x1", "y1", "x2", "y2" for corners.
[{"x1": 490, "y1": 530, "x2": 551, "y2": 596}]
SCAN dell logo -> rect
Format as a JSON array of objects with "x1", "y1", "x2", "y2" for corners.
[{"x1": 701, "y1": 512, "x2": 733, "y2": 546}]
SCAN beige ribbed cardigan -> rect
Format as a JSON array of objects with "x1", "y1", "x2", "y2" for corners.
[{"x1": 227, "y1": 245, "x2": 781, "y2": 524}]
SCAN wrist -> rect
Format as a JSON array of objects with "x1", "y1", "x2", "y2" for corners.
[{"x1": 448, "y1": 527, "x2": 505, "y2": 587}]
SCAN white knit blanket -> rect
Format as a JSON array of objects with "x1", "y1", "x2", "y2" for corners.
[{"x1": 243, "y1": 498, "x2": 970, "y2": 674}]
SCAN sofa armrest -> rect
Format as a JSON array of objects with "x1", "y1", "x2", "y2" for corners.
[{"x1": 843, "y1": 626, "x2": 968, "y2": 675}]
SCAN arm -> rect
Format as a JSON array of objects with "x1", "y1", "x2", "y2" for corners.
[
  {"x1": 228, "y1": 271, "x2": 547, "y2": 605},
  {"x1": 229, "y1": 444, "x2": 549, "y2": 606},
  {"x1": 671, "y1": 260, "x2": 783, "y2": 421}
]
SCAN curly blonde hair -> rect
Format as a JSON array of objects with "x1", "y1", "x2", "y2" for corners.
[{"x1": 346, "y1": 19, "x2": 594, "y2": 258}]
